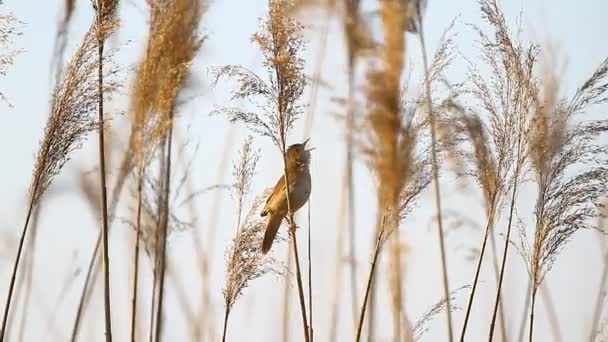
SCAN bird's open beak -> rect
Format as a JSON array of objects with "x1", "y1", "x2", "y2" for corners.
[{"x1": 303, "y1": 138, "x2": 315, "y2": 152}]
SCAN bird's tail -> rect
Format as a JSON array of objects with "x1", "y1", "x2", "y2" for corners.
[{"x1": 262, "y1": 213, "x2": 283, "y2": 254}]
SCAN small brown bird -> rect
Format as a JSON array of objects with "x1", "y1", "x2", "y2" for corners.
[{"x1": 260, "y1": 139, "x2": 313, "y2": 254}]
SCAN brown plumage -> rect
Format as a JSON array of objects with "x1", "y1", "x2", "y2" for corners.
[{"x1": 261, "y1": 139, "x2": 313, "y2": 254}]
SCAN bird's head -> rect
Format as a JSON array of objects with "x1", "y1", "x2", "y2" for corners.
[{"x1": 286, "y1": 138, "x2": 314, "y2": 169}]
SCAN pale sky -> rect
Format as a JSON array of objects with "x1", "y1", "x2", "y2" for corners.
[{"x1": 1, "y1": 0, "x2": 608, "y2": 341}]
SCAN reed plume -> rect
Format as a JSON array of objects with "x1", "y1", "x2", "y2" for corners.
[
  {"x1": 463, "y1": 1, "x2": 541, "y2": 339},
  {"x1": 222, "y1": 140, "x2": 282, "y2": 341},
  {"x1": 452, "y1": 112, "x2": 509, "y2": 341},
  {"x1": 0, "y1": 19, "x2": 119, "y2": 340},
  {"x1": 413, "y1": 285, "x2": 469, "y2": 342},
  {"x1": 0, "y1": 3, "x2": 22, "y2": 105},
  {"x1": 355, "y1": 1, "x2": 415, "y2": 341},
  {"x1": 450, "y1": 11, "x2": 533, "y2": 331},
  {"x1": 129, "y1": 1, "x2": 206, "y2": 340},
  {"x1": 522, "y1": 56, "x2": 608, "y2": 342}
]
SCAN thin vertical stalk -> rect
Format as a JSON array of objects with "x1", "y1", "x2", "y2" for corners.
[
  {"x1": 307, "y1": 201, "x2": 313, "y2": 342},
  {"x1": 17, "y1": 206, "x2": 41, "y2": 342},
  {"x1": 529, "y1": 288, "x2": 537, "y2": 342},
  {"x1": 590, "y1": 253, "x2": 608, "y2": 341},
  {"x1": 221, "y1": 307, "x2": 230, "y2": 342},
  {"x1": 130, "y1": 176, "x2": 144, "y2": 342},
  {"x1": 290, "y1": 229, "x2": 311, "y2": 342},
  {"x1": 516, "y1": 278, "x2": 532, "y2": 342},
  {"x1": 489, "y1": 220, "x2": 508, "y2": 342},
  {"x1": 148, "y1": 265, "x2": 158, "y2": 342},
  {"x1": 70, "y1": 237, "x2": 101, "y2": 342},
  {"x1": 355, "y1": 233, "x2": 383, "y2": 342},
  {"x1": 418, "y1": 14, "x2": 453, "y2": 342},
  {"x1": 281, "y1": 247, "x2": 293, "y2": 342},
  {"x1": 1, "y1": 197, "x2": 37, "y2": 342},
  {"x1": 154, "y1": 109, "x2": 175, "y2": 342},
  {"x1": 70, "y1": 160, "x2": 130, "y2": 342},
  {"x1": 150, "y1": 138, "x2": 168, "y2": 342},
  {"x1": 460, "y1": 208, "x2": 495, "y2": 340},
  {"x1": 489, "y1": 130, "x2": 523, "y2": 340},
  {"x1": 346, "y1": 34, "x2": 358, "y2": 333},
  {"x1": 280, "y1": 141, "x2": 310, "y2": 342},
  {"x1": 390, "y1": 230, "x2": 402, "y2": 341},
  {"x1": 366, "y1": 235, "x2": 377, "y2": 342},
  {"x1": 329, "y1": 171, "x2": 348, "y2": 342},
  {"x1": 540, "y1": 283, "x2": 563, "y2": 342},
  {"x1": 96, "y1": 33, "x2": 113, "y2": 342}
]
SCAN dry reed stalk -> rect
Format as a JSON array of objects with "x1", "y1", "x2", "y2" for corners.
[
  {"x1": 590, "y1": 201, "x2": 608, "y2": 341},
  {"x1": 127, "y1": 0, "x2": 206, "y2": 340},
  {"x1": 281, "y1": 245, "x2": 293, "y2": 342},
  {"x1": 355, "y1": 5, "x2": 454, "y2": 341},
  {"x1": 194, "y1": 128, "x2": 234, "y2": 341},
  {"x1": 448, "y1": 104, "x2": 513, "y2": 341},
  {"x1": 50, "y1": 0, "x2": 76, "y2": 84},
  {"x1": 70, "y1": 160, "x2": 119, "y2": 342},
  {"x1": 93, "y1": 1, "x2": 120, "y2": 340},
  {"x1": 14, "y1": 206, "x2": 40, "y2": 342},
  {"x1": 328, "y1": 167, "x2": 349, "y2": 342},
  {"x1": 355, "y1": 1, "x2": 419, "y2": 341},
  {"x1": 0, "y1": 18, "x2": 118, "y2": 341},
  {"x1": 123, "y1": 149, "x2": 199, "y2": 342},
  {"x1": 13, "y1": 164, "x2": 100, "y2": 341},
  {"x1": 355, "y1": 229, "x2": 384, "y2": 342},
  {"x1": 70, "y1": 142, "x2": 137, "y2": 342},
  {"x1": 539, "y1": 283, "x2": 563, "y2": 342},
  {"x1": 416, "y1": 5, "x2": 456, "y2": 341},
  {"x1": 211, "y1": 1, "x2": 310, "y2": 340},
  {"x1": 521, "y1": 55, "x2": 608, "y2": 342},
  {"x1": 293, "y1": 7, "x2": 333, "y2": 341},
  {"x1": 459, "y1": 1, "x2": 542, "y2": 339},
  {"x1": 342, "y1": 0, "x2": 364, "y2": 329},
  {"x1": 306, "y1": 201, "x2": 313, "y2": 341}
]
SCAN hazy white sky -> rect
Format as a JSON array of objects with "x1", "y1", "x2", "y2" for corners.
[{"x1": 1, "y1": 0, "x2": 608, "y2": 341}]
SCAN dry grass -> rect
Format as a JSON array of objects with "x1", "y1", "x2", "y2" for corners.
[
  {"x1": 222, "y1": 185, "x2": 284, "y2": 341},
  {"x1": 2, "y1": 1, "x2": 608, "y2": 342},
  {"x1": 356, "y1": 1, "x2": 414, "y2": 341},
  {"x1": 133, "y1": 0, "x2": 206, "y2": 340},
  {"x1": 1, "y1": 18, "x2": 119, "y2": 340},
  {"x1": 520, "y1": 55, "x2": 608, "y2": 341}
]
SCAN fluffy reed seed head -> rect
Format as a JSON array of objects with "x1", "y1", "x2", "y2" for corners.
[
  {"x1": 130, "y1": 0, "x2": 206, "y2": 171},
  {"x1": 364, "y1": 0, "x2": 412, "y2": 213},
  {"x1": 524, "y1": 56, "x2": 608, "y2": 289},
  {"x1": 232, "y1": 136, "x2": 260, "y2": 211},
  {"x1": 223, "y1": 190, "x2": 284, "y2": 311},
  {"x1": 211, "y1": 0, "x2": 306, "y2": 151},
  {"x1": 31, "y1": 24, "x2": 119, "y2": 205}
]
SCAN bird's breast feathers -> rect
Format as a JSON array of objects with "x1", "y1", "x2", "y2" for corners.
[{"x1": 263, "y1": 170, "x2": 310, "y2": 215}]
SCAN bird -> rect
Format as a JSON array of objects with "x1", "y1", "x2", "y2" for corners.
[{"x1": 260, "y1": 139, "x2": 313, "y2": 254}]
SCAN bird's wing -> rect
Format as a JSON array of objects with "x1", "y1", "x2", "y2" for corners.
[{"x1": 264, "y1": 174, "x2": 286, "y2": 209}]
